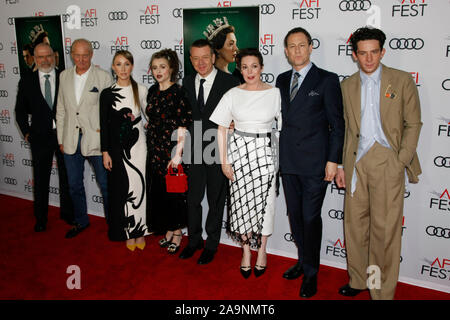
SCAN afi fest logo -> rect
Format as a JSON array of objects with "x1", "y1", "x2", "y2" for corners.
[
  {"x1": 0, "y1": 109, "x2": 10, "y2": 125},
  {"x1": 0, "y1": 63, "x2": 6, "y2": 78},
  {"x1": 392, "y1": 0, "x2": 427, "y2": 17},
  {"x1": 429, "y1": 189, "x2": 450, "y2": 213},
  {"x1": 420, "y1": 258, "x2": 450, "y2": 280},
  {"x1": 65, "y1": 6, "x2": 98, "y2": 29},
  {"x1": 260, "y1": 34, "x2": 274, "y2": 56},
  {"x1": 2, "y1": 153, "x2": 15, "y2": 167},
  {"x1": 437, "y1": 117, "x2": 450, "y2": 137},
  {"x1": 325, "y1": 238, "x2": 346, "y2": 258},
  {"x1": 111, "y1": 36, "x2": 129, "y2": 55},
  {"x1": 174, "y1": 39, "x2": 183, "y2": 55},
  {"x1": 410, "y1": 72, "x2": 421, "y2": 87},
  {"x1": 24, "y1": 178, "x2": 34, "y2": 193},
  {"x1": 292, "y1": 0, "x2": 321, "y2": 20},
  {"x1": 139, "y1": 5, "x2": 160, "y2": 24}
]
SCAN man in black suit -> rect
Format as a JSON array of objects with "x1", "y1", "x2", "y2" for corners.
[
  {"x1": 179, "y1": 39, "x2": 239, "y2": 264},
  {"x1": 15, "y1": 43, "x2": 73, "y2": 232},
  {"x1": 276, "y1": 27, "x2": 345, "y2": 297}
]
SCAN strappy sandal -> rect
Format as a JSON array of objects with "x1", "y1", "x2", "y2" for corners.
[
  {"x1": 167, "y1": 233, "x2": 182, "y2": 254},
  {"x1": 159, "y1": 235, "x2": 172, "y2": 248}
]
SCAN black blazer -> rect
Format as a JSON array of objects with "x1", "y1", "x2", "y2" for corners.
[
  {"x1": 15, "y1": 70, "x2": 60, "y2": 144},
  {"x1": 183, "y1": 69, "x2": 239, "y2": 133},
  {"x1": 276, "y1": 64, "x2": 345, "y2": 176}
]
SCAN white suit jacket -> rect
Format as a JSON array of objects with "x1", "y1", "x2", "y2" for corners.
[{"x1": 56, "y1": 65, "x2": 113, "y2": 156}]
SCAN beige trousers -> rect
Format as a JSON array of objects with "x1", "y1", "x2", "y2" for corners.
[{"x1": 344, "y1": 142, "x2": 405, "y2": 300}]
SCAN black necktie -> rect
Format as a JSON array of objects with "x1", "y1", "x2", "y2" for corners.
[{"x1": 198, "y1": 78, "x2": 206, "y2": 112}]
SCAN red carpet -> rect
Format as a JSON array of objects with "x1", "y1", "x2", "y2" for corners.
[{"x1": 0, "y1": 194, "x2": 448, "y2": 300}]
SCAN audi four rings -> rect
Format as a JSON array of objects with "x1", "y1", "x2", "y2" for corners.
[
  {"x1": 426, "y1": 226, "x2": 450, "y2": 239},
  {"x1": 284, "y1": 233, "x2": 294, "y2": 242},
  {"x1": 0, "y1": 90, "x2": 8, "y2": 97},
  {"x1": 442, "y1": 79, "x2": 450, "y2": 91},
  {"x1": 140, "y1": 40, "x2": 162, "y2": 49},
  {"x1": 108, "y1": 11, "x2": 128, "y2": 20},
  {"x1": 328, "y1": 209, "x2": 344, "y2": 220},
  {"x1": 339, "y1": 0, "x2": 371, "y2": 11},
  {"x1": 260, "y1": 4, "x2": 275, "y2": 14},
  {"x1": 434, "y1": 156, "x2": 450, "y2": 168},
  {"x1": 389, "y1": 38, "x2": 424, "y2": 50}
]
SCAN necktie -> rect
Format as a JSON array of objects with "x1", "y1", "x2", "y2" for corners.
[
  {"x1": 44, "y1": 74, "x2": 52, "y2": 109},
  {"x1": 198, "y1": 78, "x2": 206, "y2": 112},
  {"x1": 290, "y1": 72, "x2": 300, "y2": 102}
]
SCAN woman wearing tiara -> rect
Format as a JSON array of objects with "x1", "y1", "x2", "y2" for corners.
[
  {"x1": 100, "y1": 50, "x2": 150, "y2": 251},
  {"x1": 210, "y1": 48, "x2": 281, "y2": 278},
  {"x1": 204, "y1": 16, "x2": 244, "y2": 83}
]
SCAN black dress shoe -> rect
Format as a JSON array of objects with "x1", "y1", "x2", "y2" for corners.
[
  {"x1": 65, "y1": 223, "x2": 89, "y2": 239},
  {"x1": 34, "y1": 223, "x2": 46, "y2": 232},
  {"x1": 338, "y1": 283, "x2": 365, "y2": 297},
  {"x1": 300, "y1": 275, "x2": 317, "y2": 298},
  {"x1": 197, "y1": 249, "x2": 216, "y2": 265},
  {"x1": 179, "y1": 242, "x2": 204, "y2": 259},
  {"x1": 283, "y1": 262, "x2": 304, "y2": 279}
]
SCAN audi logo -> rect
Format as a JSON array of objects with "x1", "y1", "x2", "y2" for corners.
[
  {"x1": 4, "y1": 177, "x2": 17, "y2": 185},
  {"x1": 49, "y1": 186, "x2": 59, "y2": 194},
  {"x1": 172, "y1": 8, "x2": 182, "y2": 18},
  {"x1": 0, "y1": 135, "x2": 13, "y2": 142},
  {"x1": 284, "y1": 233, "x2": 295, "y2": 242},
  {"x1": 22, "y1": 158, "x2": 33, "y2": 166},
  {"x1": 140, "y1": 40, "x2": 162, "y2": 50},
  {"x1": 90, "y1": 41, "x2": 100, "y2": 50},
  {"x1": 434, "y1": 156, "x2": 450, "y2": 168},
  {"x1": 92, "y1": 195, "x2": 104, "y2": 203},
  {"x1": 0, "y1": 90, "x2": 8, "y2": 97},
  {"x1": 339, "y1": 75, "x2": 350, "y2": 82},
  {"x1": 339, "y1": 0, "x2": 371, "y2": 11},
  {"x1": 108, "y1": 11, "x2": 128, "y2": 21},
  {"x1": 260, "y1": 73, "x2": 274, "y2": 83},
  {"x1": 426, "y1": 226, "x2": 450, "y2": 239},
  {"x1": 260, "y1": 4, "x2": 275, "y2": 15},
  {"x1": 312, "y1": 38, "x2": 320, "y2": 49},
  {"x1": 389, "y1": 38, "x2": 424, "y2": 50},
  {"x1": 442, "y1": 79, "x2": 450, "y2": 91},
  {"x1": 328, "y1": 209, "x2": 344, "y2": 220}
]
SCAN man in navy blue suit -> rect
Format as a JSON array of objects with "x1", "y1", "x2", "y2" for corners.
[{"x1": 276, "y1": 27, "x2": 345, "y2": 298}]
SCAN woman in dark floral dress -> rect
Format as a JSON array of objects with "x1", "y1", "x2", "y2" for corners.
[
  {"x1": 146, "y1": 49, "x2": 192, "y2": 254},
  {"x1": 100, "y1": 50, "x2": 150, "y2": 251}
]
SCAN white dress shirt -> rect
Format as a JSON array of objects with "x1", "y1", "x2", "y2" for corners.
[
  {"x1": 74, "y1": 65, "x2": 92, "y2": 105},
  {"x1": 195, "y1": 67, "x2": 218, "y2": 103},
  {"x1": 290, "y1": 61, "x2": 313, "y2": 90}
]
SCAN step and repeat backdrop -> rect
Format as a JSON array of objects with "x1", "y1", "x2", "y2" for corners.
[{"x1": 0, "y1": 0, "x2": 448, "y2": 294}]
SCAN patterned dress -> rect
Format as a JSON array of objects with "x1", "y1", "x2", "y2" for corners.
[
  {"x1": 100, "y1": 83, "x2": 151, "y2": 241},
  {"x1": 210, "y1": 87, "x2": 281, "y2": 247},
  {"x1": 145, "y1": 83, "x2": 192, "y2": 234}
]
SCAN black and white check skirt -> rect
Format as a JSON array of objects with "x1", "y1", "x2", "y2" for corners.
[{"x1": 226, "y1": 130, "x2": 277, "y2": 248}]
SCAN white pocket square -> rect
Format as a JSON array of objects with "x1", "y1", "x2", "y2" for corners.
[{"x1": 308, "y1": 90, "x2": 320, "y2": 97}]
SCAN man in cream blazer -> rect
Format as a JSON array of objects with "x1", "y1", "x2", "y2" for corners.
[
  {"x1": 56, "y1": 38, "x2": 113, "y2": 238},
  {"x1": 335, "y1": 27, "x2": 422, "y2": 300}
]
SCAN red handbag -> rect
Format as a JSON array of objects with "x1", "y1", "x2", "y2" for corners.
[{"x1": 165, "y1": 164, "x2": 188, "y2": 193}]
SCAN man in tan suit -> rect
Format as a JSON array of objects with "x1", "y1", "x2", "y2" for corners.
[
  {"x1": 56, "y1": 39, "x2": 113, "y2": 238},
  {"x1": 335, "y1": 27, "x2": 422, "y2": 300}
]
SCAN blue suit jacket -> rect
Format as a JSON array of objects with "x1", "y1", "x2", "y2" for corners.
[{"x1": 276, "y1": 63, "x2": 345, "y2": 176}]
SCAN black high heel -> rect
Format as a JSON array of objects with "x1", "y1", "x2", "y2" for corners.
[
  {"x1": 254, "y1": 265, "x2": 267, "y2": 277},
  {"x1": 240, "y1": 266, "x2": 252, "y2": 279},
  {"x1": 159, "y1": 234, "x2": 173, "y2": 248}
]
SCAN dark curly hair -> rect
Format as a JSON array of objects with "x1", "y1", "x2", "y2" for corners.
[
  {"x1": 235, "y1": 48, "x2": 263, "y2": 70},
  {"x1": 149, "y1": 48, "x2": 180, "y2": 82},
  {"x1": 350, "y1": 27, "x2": 386, "y2": 54}
]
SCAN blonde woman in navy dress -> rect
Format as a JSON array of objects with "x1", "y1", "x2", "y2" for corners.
[{"x1": 210, "y1": 48, "x2": 281, "y2": 278}]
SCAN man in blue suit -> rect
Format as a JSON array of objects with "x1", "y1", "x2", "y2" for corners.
[{"x1": 276, "y1": 27, "x2": 345, "y2": 298}]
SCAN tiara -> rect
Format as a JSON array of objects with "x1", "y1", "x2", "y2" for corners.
[
  {"x1": 203, "y1": 17, "x2": 230, "y2": 40},
  {"x1": 29, "y1": 24, "x2": 46, "y2": 44}
]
